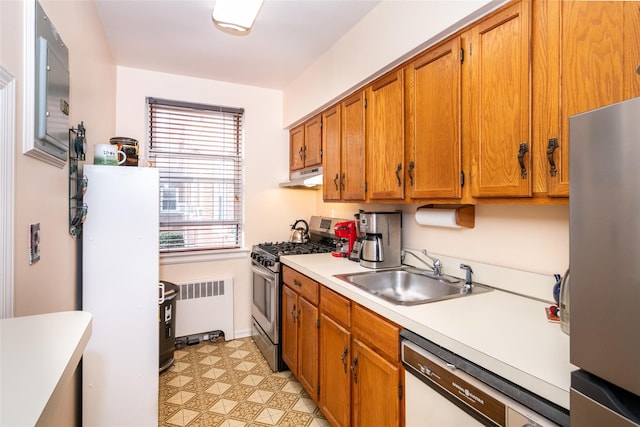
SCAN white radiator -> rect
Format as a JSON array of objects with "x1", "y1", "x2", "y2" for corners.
[{"x1": 175, "y1": 278, "x2": 234, "y2": 340}]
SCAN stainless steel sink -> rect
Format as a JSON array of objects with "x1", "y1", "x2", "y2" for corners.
[{"x1": 334, "y1": 267, "x2": 492, "y2": 306}]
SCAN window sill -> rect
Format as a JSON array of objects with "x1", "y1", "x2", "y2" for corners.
[{"x1": 160, "y1": 248, "x2": 250, "y2": 265}]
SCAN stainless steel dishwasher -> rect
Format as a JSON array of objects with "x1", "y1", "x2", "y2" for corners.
[{"x1": 401, "y1": 329, "x2": 569, "y2": 427}]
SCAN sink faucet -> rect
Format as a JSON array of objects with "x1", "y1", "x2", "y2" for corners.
[
  {"x1": 402, "y1": 250, "x2": 441, "y2": 275},
  {"x1": 421, "y1": 250, "x2": 442, "y2": 276},
  {"x1": 459, "y1": 264, "x2": 473, "y2": 290}
]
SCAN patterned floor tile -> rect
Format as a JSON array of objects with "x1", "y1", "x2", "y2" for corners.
[{"x1": 159, "y1": 337, "x2": 328, "y2": 426}]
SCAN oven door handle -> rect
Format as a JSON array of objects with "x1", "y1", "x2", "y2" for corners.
[{"x1": 251, "y1": 263, "x2": 276, "y2": 282}]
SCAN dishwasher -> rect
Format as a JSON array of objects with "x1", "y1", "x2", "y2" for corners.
[{"x1": 401, "y1": 329, "x2": 569, "y2": 427}]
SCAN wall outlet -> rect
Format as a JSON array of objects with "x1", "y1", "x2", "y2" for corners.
[{"x1": 30, "y1": 223, "x2": 40, "y2": 264}]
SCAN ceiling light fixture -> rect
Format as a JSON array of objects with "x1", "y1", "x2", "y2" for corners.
[{"x1": 212, "y1": 0, "x2": 264, "y2": 35}]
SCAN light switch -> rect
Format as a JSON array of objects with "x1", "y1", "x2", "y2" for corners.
[{"x1": 30, "y1": 223, "x2": 40, "y2": 264}]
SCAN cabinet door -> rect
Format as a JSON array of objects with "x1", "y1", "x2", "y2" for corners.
[
  {"x1": 470, "y1": 0, "x2": 531, "y2": 198},
  {"x1": 547, "y1": 1, "x2": 625, "y2": 197},
  {"x1": 304, "y1": 115, "x2": 323, "y2": 167},
  {"x1": 298, "y1": 297, "x2": 319, "y2": 401},
  {"x1": 366, "y1": 69, "x2": 405, "y2": 200},
  {"x1": 625, "y1": 2, "x2": 640, "y2": 100},
  {"x1": 289, "y1": 124, "x2": 305, "y2": 172},
  {"x1": 341, "y1": 91, "x2": 367, "y2": 201},
  {"x1": 352, "y1": 339, "x2": 401, "y2": 427},
  {"x1": 319, "y1": 313, "x2": 351, "y2": 427},
  {"x1": 406, "y1": 37, "x2": 462, "y2": 200},
  {"x1": 322, "y1": 105, "x2": 342, "y2": 201},
  {"x1": 281, "y1": 285, "x2": 298, "y2": 375}
]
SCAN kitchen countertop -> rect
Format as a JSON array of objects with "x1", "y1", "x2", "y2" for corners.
[
  {"x1": 280, "y1": 253, "x2": 574, "y2": 410},
  {"x1": 0, "y1": 311, "x2": 93, "y2": 426}
]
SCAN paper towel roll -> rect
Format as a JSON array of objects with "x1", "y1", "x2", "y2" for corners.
[{"x1": 415, "y1": 209, "x2": 462, "y2": 228}]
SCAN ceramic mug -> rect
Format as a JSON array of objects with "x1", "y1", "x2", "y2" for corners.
[{"x1": 94, "y1": 143, "x2": 126, "y2": 165}]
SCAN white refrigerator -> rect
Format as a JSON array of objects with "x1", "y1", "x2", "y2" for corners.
[{"x1": 82, "y1": 165, "x2": 159, "y2": 426}]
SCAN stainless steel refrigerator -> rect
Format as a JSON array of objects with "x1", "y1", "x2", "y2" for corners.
[{"x1": 569, "y1": 96, "x2": 640, "y2": 426}]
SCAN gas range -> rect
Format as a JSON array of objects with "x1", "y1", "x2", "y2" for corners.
[
  {"x1": 251, "y1": 240, "x2": 335, "y2": 272},
  {"x1": 250, "y1": 216, "x2": 348, "y2": 273},
  {"x1": 250, "y1": 216, "x2": 348, "y2": 372}
]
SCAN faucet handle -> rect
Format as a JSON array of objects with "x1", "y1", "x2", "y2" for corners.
[{"x1": 422, "y1": 250, "x2": 442, "y2": 275}]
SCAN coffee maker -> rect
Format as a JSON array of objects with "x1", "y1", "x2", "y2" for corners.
[
  {"x1": 359, "y1": 211, "x2": 402, "y2": 269},
  {"x1": 332, "y1": 221, "x2": 356, "y2": 258}
]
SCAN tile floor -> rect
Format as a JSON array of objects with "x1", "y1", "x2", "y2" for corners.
[{"x1": 159, "y1": 337, "x2": 330, "y2": 426}]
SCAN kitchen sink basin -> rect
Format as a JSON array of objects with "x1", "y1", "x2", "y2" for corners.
[{"x1": 334, "y1": 267, "x2": 492, "y2": 306}]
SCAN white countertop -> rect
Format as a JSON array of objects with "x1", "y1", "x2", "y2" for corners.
[
  {"x1": 0, "y1": 311, "x2": 93, "y2": 426},
  {"x1": 280, "y1": 253, "x2": 574, "y2": 410}
]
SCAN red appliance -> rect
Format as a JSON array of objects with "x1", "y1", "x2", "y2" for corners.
[{"x1": 332, "y1": 221, "x2": 356, "y2": 258}]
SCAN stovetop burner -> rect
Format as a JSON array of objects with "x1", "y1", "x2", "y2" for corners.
[{"x1": 257, "y1": 241, "x2": 335, "y2": 257}]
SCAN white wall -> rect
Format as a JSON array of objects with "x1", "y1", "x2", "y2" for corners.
[
  {"x1": 114, "y1": 66, "x2": 317, "y2": 336},
  {"x1": 1, "y1": 0, "x2": 117, "y2": 424},
  {"x1": 283, "y1": 0, "x2": 507, "y2": 127},
  {"x1": 317, "y1": 201, "x2": 570, "y2": 277}
]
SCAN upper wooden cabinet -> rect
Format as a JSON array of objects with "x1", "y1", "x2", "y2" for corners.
[
  {"x1": 405, "y1": 36, "x2": 463, "y2": 200},
  {"x1": 322, "y1": 91, "x2": 367, "y2": 202},
  {"x1": 322, "y1": 92, "x2": 368, "y2": 202},
  {"x1": 534, "y1": 0, "x2": 640, "y2": 197},
  {"x1": 468, "y1": 0, "x2": 532, "y2": 198},
  {"x1": 322, "y1": 105, "x2": 342, "y2": 201},
  {"x1": 366, "y1": 69, "x2": 405, "y2": 200},
  {"x1": 289, "y1": 114, "x2": 322, "y2": 172},
  {"x1": 301, "y1": 0, "x2": 640, "y2": 204}
]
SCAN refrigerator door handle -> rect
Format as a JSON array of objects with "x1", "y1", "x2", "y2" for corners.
[{"x1": 158, "y1": 282, "x2": 165, "y2": 305}]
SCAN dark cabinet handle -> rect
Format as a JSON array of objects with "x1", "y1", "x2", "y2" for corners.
[
  {"x1": 517, "y1": 142, "x2": 529, "y2": 179},
  {"x1": 298, "y1": 147, "x2": 304, "y2": 162},
  {"x1": 408, "y1": 161, "x2": 415, "y2": 187},
  {"x1": 350, "y1": 356, "x2": 359, "y2": 383},
  {"x1": 333, "y1": 173, "x2": 339, "y2": 191},
  {"x1": 340, "y1": 346, "x2": 349, "y2": 373},
  {"x1": 395, "y1": 163, "x2": 402, "y2": 187},
  {"x1": 546, "y1": 138, "x2": 559, "y2": 177},
  {"x1": 291, "y1": 304, "x2": 297, "y2": 321},
  {"x1": 340, "y1": 172, "x2": 345, "y2": 191}
]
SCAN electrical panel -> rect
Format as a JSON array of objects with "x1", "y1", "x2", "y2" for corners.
[{"x1": 34, "y1": 1, "x2": 70, "y2": 161}]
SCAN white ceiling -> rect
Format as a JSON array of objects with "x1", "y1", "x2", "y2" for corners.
[{"x1": 94, "y1": 0, "x2": 381, "y2": 90}]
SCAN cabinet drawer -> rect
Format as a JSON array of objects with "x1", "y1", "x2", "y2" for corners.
[
  {"x1": 353, "y1": 304, "x2": 400, "y2": 362},
  {"x1": 283, "y1": 266, "x2": 319, "y2": 305},
  {"x1": 320, "y1": 286, "x2": 351, "y2": 328}
]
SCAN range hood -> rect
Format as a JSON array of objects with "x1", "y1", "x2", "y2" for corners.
[{"x1": 279, "y1": 166, "x2": 323, "y2": 189}]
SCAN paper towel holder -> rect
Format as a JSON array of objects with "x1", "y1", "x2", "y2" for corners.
[{"x1": 416, "y1": 204, "x2": 475, "y2": 229}]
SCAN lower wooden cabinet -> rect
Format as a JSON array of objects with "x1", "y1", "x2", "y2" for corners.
[
  {"x1": 352, "y1": 337, "x2": 401, "y2": 427},
  {"x1": 317, "y1": 285, "x2": 403, "y2": 427},
  {"x1": 282, "y1": 266, "x2": 319, "y2": 401},
  {"x1": 319, "y1": 286, "x2": 352, "y2": 427}
]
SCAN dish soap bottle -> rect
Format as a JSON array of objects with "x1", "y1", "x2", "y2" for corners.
[{"x1": 559, "y1": 268, "x2": 570, "y2": 335}]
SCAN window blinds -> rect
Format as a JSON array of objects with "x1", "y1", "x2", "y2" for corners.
[{"x1": 147, "y1": 97, "x2": 244, "y2": 252}]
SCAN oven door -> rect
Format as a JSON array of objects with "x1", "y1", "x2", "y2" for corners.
[{"x1": 251, "y1": 261, "x2": 279, "y2": 344}]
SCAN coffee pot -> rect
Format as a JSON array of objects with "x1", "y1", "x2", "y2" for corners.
[
  {"x1": 289, "y1": 219, "x2": 310, "y2": 243},
  {"x1": 349, "y1": 212, "x2": 364, "y2": 262}
]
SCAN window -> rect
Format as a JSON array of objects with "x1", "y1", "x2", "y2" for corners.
[{"x1": 147, "y1": 97, "x2": 243, "y2": 253}]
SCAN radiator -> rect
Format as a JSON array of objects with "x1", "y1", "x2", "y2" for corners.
[{"x1": 174, "y1": 278, "x2": 234, "y2": 340}]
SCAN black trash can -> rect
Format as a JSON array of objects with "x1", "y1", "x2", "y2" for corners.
[{"x1": 159, "y1": 280, "x2": 179, "y2": 373}]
